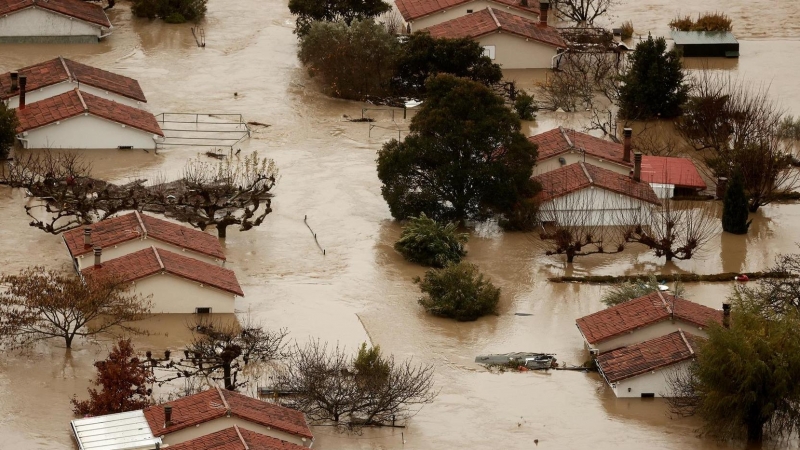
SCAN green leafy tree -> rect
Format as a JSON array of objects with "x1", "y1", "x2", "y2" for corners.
[
  {"x1": 298, "y1": 20, "x2": 399, "y2": 100},
  {"x1": 618, "y1": 34, "x2": 688, "y2": 120},
  {"x1": 0, "y1": 102, "x2": 18, "y2": 160},
  {"x1": 513, "y1": 91, "x2": 537, "y2": 120},
  {"x1": 415, "y1": 262, "x2": 500, "y2": 321},
  {"x1": 377, "y1": 74, "x2": 539, "y2": 222},
  {"x1": 288, "y1": 0, "x2": 390, "y2": 36},
  {"x1": 132, "y1": 0, "x2": 207, "y2": 22},
  {"x1": 392, "y1": 33, "x2": 503, "y2": 99},
  {"x1": 394, "y1": 214, "x2": 468, "y2": 267},
  {"x1": 722, "y1": 169, "x2": 751, "y2": 234},
  {"x1": 354, "y1": 342, "x2": 390, "y2": 382}
]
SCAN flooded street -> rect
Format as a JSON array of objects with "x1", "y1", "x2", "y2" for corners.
[{"x1": 1, "y1": 0, "x2": 800, "y2": 449}]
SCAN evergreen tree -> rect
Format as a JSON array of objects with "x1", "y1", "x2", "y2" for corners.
[
  {"x1": 0, "y1": 102, "x2": 18, "y2": 160},
  {"x1": 722, "y1": 169, "x2": 750, "y2": 234},
  {"x1": 618, "y1": 34, "x2": 688, "y2": 120}
]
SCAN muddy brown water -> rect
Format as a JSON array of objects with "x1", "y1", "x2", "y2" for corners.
[{"x1": 1, "y1": 1, "x2": 800, "y2": 449}]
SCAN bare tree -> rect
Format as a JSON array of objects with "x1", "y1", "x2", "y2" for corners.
[
  {"x1": 552, "y1": 0, "x2": 614, "y2": 26},
  {"x1": 0, "y1": 267, "x2": 151, "y2": 349},
  {"x1": 745, "y1": 251, "x2": 800, "y2": 315}
]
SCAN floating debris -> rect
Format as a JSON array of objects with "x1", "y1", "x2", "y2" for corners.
[{"x1": 476, "y1": 353, "x2": 557, "y2": 370}]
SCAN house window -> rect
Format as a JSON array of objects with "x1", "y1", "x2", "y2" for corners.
[
  {"x1": 483, "y1": 45, "x2": 496, "y2": 60},
  {"x1": 467, "y1": 9, "x2": 473, "y2": 13},
  {"x1": 195, "y1": 307, "x2": 212, "y2": 314},
  {"x1": 641, "y1": 393, "x2": 655, "y2": 398}
]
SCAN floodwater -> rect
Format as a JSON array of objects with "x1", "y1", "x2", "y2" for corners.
[{"x1": 1, "y1": 0, "x2": 799, "y2": 449}]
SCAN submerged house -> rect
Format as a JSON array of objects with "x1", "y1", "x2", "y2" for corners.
[
  {"x1": 395, "y1": 0, "x2": 540, "y2": 33},
  {"x1": 0, "y1": 0, "x2": 112, "y2": 44},
  {"x1": 671, "y1": 30, "x2": 739, "y2": 58},
  {"x1": 63, "y1": 211, "x2": 226, "y2": 271},
  {"x1": 595, "y1": 330, "x2": 702, "y2": 398},
  {"x1": 168, "y1": 426, "x2": 309, "y2": 450},
  {"x1": 15, "y1": 88, "x2": 163, "y2": 149},
  {"x1": 1, "y1": 57, "x2": 147, "y2": 109},
  {"x1": 576, "y1": 291, "x2": 723, "y2": 353},
  {"x1": 424, "y1": 5, "x2": 566, "y2": 69}
]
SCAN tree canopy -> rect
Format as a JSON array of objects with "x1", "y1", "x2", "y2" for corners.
[
  {"x1": 289, "y1": 0, "x2": 390, "y2": 36},
  {"x1": 415, "y1": 262, "x2": 500, "y2": 321},
  {"x1": 0, "y1": 101, "x2": 17, "y2": 160},
  {"x1": 132, "y1": 0, "x2": 207, "y2": 23},
  {"x1": 722, "y1": 169, "x2": 750, "y2": 234},
  {"x1": 377, "y1": 74, "x2": 538, "y2": 222}
]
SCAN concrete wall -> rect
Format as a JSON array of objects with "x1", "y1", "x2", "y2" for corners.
[
  {"x1": 7, "y1": 82, "x2": 144, "y2": 109},
  {"x1": 539, "y1": 187, "x2": 655, "y2": 227},
  {"x1": 0, "y1": 8, "x2": 101, "y2": 39},
  {"x1": 409, "y1": 1, "x2": 538, "y2": 32},
  {"x1": 533, "y1": 153, "x2": 631, "y2": 177},
  {"x1": 159, "y1": 416, "x2": 310, "y2": 447},
  {"x1": 132, "y1": 273, "x2": 236, "y2": 314},
  {"x1": 478, "y1": 32, "x2": 559, "y2": 69},
  {"x1": 18, "y1": 114, "x2": 158, "y2": 150},
  {"x1": 75, "y1": 238, "x2": 223, "y2": 270},
  {"x1": 610, "y1": 360, "x2": 692, "y2": 398},
  {"x1": 589, "y1": 320, "x2": 710, "y2": 353}
]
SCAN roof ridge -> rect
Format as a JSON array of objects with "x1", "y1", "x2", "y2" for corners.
[
  {"x1": 75, "y1": 88, "x2": 88, "y2": 111},
  {"x1": 234, "y1": 425, "x2": 250, "y2": 450},
  {"x1": 678, "y1": 329, "x2": 694, "y2": 355},
  {"x1": 135, "y1": 210, "x2": 148, "y2": 238},
  {"x1": 58, "y1": 56, "x2": 72, "y2": 81},
  {"x1": 487, "y1": 7, "x2": 501, "y2": 29},
  {"x1": 152, "y1": 246, "x2": 164, "y2": 270},
  {"x1": 657, "y1": 290, "x2": 673, "y2": 315},
  {"x1": 215, "y1": 385, "x2": 231, "y2": 414},
  {"x1": 579, "y1": 161, "x2": 593, "y2": 184},
  {"x1": 559, "y1": 126, "x2": 574, "y2": 148}
]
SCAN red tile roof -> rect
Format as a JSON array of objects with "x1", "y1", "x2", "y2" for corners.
[
  {"x1": 529, "y1": 127, "x2": 633, "y2": 168},
  {"x1": 82, "y1": 246, "x2": 244, "y2": 296},
  {"x1": 168, "y1": 426, "x2": 308, "y2": 450},
  {"x1": 1, "y1": 57, "x2": 146, "y2": 102},
  {"x1": 426, "y1": 8, "x2": 565, "y2": 47},
  {"x1": 576, "y1": 292, "x2": 723, "y2": 345},
  {"x1": 533, "y1": 161, "x2": 661, "y2": 205},
  {"x1": 596, "y1": 330, "x2": 702, "y2": 383},
  {"x1": 62, "y1": 211, "x2": 226, "y2": 260},
  {"x1": 640, "y1": 155, "x2": 707, "y2": 190},
  {"x1": 15, "y1": 89, "x2": 163, "y2": 136},
  {"x1": 396, "y1": 0, "x2": 539, "y2": 22},
  {"x1": 144, "y1": 388, "x2": 313, "y2": 440},
  {"x1": 0, "y1": 0, "x2": 111, "y2": 27}
]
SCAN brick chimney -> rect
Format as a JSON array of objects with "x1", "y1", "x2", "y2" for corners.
[
  {"x1": 94, "y1": 247, "x2": 102, "y2": 267},
  {"x1": 10, "y1": 71, "x2": 18, "y2": 91},
  {"x1": 164, "y1": 405, "x2": 173, "y2": 427},
  {"x1": 722, "y1": 303, "x2": 731, "y2": 328},
  {"x1": 623, "y1": 128, "x2": 632, "y2": 163},
  {"x1": 84, "y1": 227, "x2": 92, "y2": 246},
  {"x1": 539, "y1": 0, "x2": 549, "y2": 26},
  {"x1": 18, "y1": 75, "x2": 27, "y2": 110},
  {"x1": 633, "y1": 152, "x2": 642, "y2": 182}
]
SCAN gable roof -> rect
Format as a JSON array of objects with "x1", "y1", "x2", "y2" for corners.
[
  {"x1": 576, "y1": 291, "x2": 722, "y2": 345},
  {"x1": 143, "y1": 388, "x2": 312, "y2": 440},
  {"x1": 596, "y1": 330, "x2": 702, "y2": 383},
  {"x1": 529, "y1": 127, "x2": 634, "y2": 168},
  {"x1": 0, "y1": 0, "x2": 111, "y2": 27},
  {"x1": 640, "y1": 155, "x2": 707, "y2": 189},
  {"x1": 15, "y1": 89, "x2": 163, "y2": 136},
  {"x1": 0, "y1": 57, "x2": 147, "y2": 102},
  {"x1": 396, "y1": 0, "x2": 539, "y2": 22},
  {"x1": 425, "y1": 8, "x2": 565, "y2": 48},
  {"x1": 533, "y1": 161, "x2": 661, "y2": 205},
  {"x1": 82, "y1": 246, "x2": 244, "y2": 296},
  {"x1": 168, "y1": 425, "x2": 308, "y2": 450},
  {"x1": 62, "y1": 211, "x2": 226, "y2": 260}
]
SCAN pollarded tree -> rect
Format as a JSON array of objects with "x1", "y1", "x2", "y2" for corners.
[
  {"x1": 415, "y1": 262, "x2": 500, "y2": 321},
  {"x1": 0, "y1": 101, "x2": 18, "y2": 160},
  {"x1": 618, "y1": 34, "x2": 688, "y2": 120},
  {"x1": 553, "y1": 0, "x2": 614, "y2": 26},
  {"x1": 288, "y1": 0, "x2": 390, "y2": 36},
  {"x1": 394, "y1": 213, "x2": 468, "y2": 268},
  {"x1": 377, "y1": 74, "x2": 539, "y2": 222},
  {"x1": 722, "y1": 169, "x2": 750, "y2": 234}
]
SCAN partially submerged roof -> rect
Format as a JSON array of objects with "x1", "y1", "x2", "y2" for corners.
[
  {"x1": 640, "y1": 155, "x2": 707, "y2": 189},
  {"x1": 671, "y1": 30, "x2": 738, "y2": 45},
  {"x1": 425, "y1": 7, "x2": 566, "y2": 47},
  {"x1": 596, "y1": 330, "x2": 702, "y2": 383},
  {"x1": 143, "y1": 388, "x2": 312, "y2": 441},
  {"x1": 82, "y1": 246, "x2": 244, "y2": 296},
  {"x1": 576, "y1": 291, "x2": 722, "y2": 345},
  {"x1": 15, "y1": 89, "x2": 163, "y2": 136},
  {"x1": 63, "y1": 211, "x2": 226, "y2": 260},
  {"x1": 396, "y1": 0, "x2": 539, "y2": 22},
  {"x1": 0, "y1": 57, "x2": 147, "y2": 102},
  {"x1": 533, "y1": 161, "x2": 661, "y2": 205},
  {"x1": 0, "y1": 0, "x2": 111, "y2": 28},
  {"x1": 529, "y1": 127, "x2": 633, "y2": 168},
  {"x1": 71, "y1": 410, "x2": 162, "y2": 450},
  {"x1": 168, "y1": 425, "x2": 308, "y2": 450}
]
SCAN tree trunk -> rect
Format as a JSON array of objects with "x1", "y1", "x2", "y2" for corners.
[
  {"x1": 65, "y1": 335, "x2": 74, "y2": 349},
  {"x1": 567, "y1": 250, "x2": 575, "y2": 264},
  {"x1": 748, "y1": 201, "x2": 760, "y2": 213},
  {"x1": 222, "y1": 363, "x2": 234, "y2": 390}
]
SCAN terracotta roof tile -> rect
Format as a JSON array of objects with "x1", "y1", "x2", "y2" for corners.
[
  {"x1": 62, "y1": 212, "x2": 226, "y2": 260},
  {"x1": 529, "y1": 127, "x2": 633, "y2": 167},
  {"x1": 640, "y1": 155, "x2": 707, "y2": 190},
  {"x1": 396, "y1": 0, "x2": 539, "y2": 22},
  {"x1": 576, "y1": 292, "x2": 723, "y2": 345},
  {"x1": 0, "y1": 58, "x2": 67, "y2": 99},
  {"x1": 425, "y1": 8, "x2": 565, "y2": 47},
  {"x1": 144, "y1": 389, "x2": 312, "y2": 440},
  {"x1": 82, "y1": 246, "x2": 243, "y2": 296},
  {"x1": 15, "y1": 89, "x2": 163, "y2": 136},
  {"x1": 533, "y1": 161, "x2": 661, "y2": 205},
  {"x1": 168, "y1": 426, "x2": 308, "y2": 450},
  {"x1": 596, "y1": 330, "x2": 702, "y2": 383},
  {"x1": 0, "y1": 0, "x2": 111, "y2": 27}
]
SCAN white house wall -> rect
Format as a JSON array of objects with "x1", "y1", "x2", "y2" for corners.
[
  {"x1": 534, "y1": 153, "x2": 630, "y2": 176},
  {"x1": 478, "y1": 32, "x2": 559, "y2": 69},
  {"x1": 408, "y1": 1, "x2": 538, "y2": 32},
  {"x1": 19, "y1": 114, "x2": 157, "y2": 149},
  {"x1": 588, "y1": 320, "x2": 710, "y2": 353},
  {"x1": 6, "y1": 82, "x2": 142, "y2": 109},
  {"x1": 131, "y1": 273, "x2": 236, "y2": 314},
  {"x1": 158, "y1": 416, "x2": 309, "y2": 448},
  {"x1": 75, "y1": 238, "x2": 223, "y2": 270},
  {"x1": 0, "y1": 8, "x2": 101, "y2": 38},
  {"x1": 610, "y1": 360, "x2": 692, "y2": 398},
  {"x1": 540, "y1": 187, "x2": 654, "y2": 227}
]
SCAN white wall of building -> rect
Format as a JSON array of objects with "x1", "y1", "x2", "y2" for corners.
[
  {"x1": 534, "y1": 153, "x2": 630, "y2": 176},
  {"x1": 158, "y1": 416, "x2": 310, "y2": 447},
  {"x1": 131, "y1": 273, "x2": 236, "y2": 314},
  {"x1": 478, "y1": 32, "x2": 559, "y2": 69},
  {"x1": 407, "y1": 1, "x2": 538, "y2": 32},
  {"x1": 6, "y1": 82, "x2": 144, "y2": 109},
  {"x1": 19, "y1": 114, "x2": 158, "y2": 149},
  {"x1": 586, "y1": 320, "x2": 710, "y2": 353},
  {"x1": 609, "y1": 360, "x2": 692, "y2": 398},
  {"x1": 539, "y1": 187, "x2": 655, "y2": 227},
  {"x1": 75, "y1": 239, "x2": 223, "y2": 270},
  {"x1": 0, "y1": 8, "x2": 101, "y2": 37}
]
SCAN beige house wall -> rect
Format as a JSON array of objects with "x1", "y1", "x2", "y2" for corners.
[
  {"x1": 585, "y1": 320, "x2": 710, "y2": 354},
  {"x1": 0, "y1": 7, "x2": 101, "y2": 38},
  {"x1": 477, "y1": 32, "x2": 560, "y2": 69},
  {"x1": 539, "y1": 187, "x2": 656, "y2": 227},
  {"x1": 533, "y1": 153, "x2": 630, "y2": 176},
  {"x1": 158, "y1": 416, "x2": 311, "y2": 447},
  {"x1": 609, "y1": 360, "x2": 692, "y2": 398},
  {"x1": 132, "y1": 273, "x2": 236, "y2": 314},
  {"x1": 408, "y1": 1, "x2": 538, "y2": 32},
  {"x1": 74, "y1": 238, "x2": 223, "y2": 270}
]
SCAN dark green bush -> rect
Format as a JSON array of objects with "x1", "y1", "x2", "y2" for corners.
[
  {"x1": 498, "y1": 198, "x2": 540, "y2": 232},
  {"x1": 132, "y1": 0, "x2": 207, "y2": 23},
  {"x1": 513, "y1": 91, "x2": 537, "y2": 120},
  {"x1": 164, "y1": 12, "x2": 186, "y2": 23},
  {"x1": 415, "y1": 262, "x2": 500, "y2": 321},
  {"x1": 394, "y1": 214, "x2": 467, "y2": 267}
]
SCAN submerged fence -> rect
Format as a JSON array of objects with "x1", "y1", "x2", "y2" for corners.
[{"x1": 155, "y1": 113, "x2": 251, "y2": 152}]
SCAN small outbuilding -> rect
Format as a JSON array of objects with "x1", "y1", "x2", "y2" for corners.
[
  {"x1": 71, "y1": 410, "x2": 162, "y2": 450},
  {"x1": 596, "y1": 330, "x2": 701, "y2": 398},
  {"x1": 640, "y1": 155, "x2": 708, "y2": 199},
  {"x1": 0, "y1": 0, "x2": 112, "y2": 44},
  {"x1": 671, "y1": 30, "x2": 739, "y2": 58}
]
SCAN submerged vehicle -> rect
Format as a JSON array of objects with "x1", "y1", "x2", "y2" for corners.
[{"x1": 475, "y1": 352, "x2": 557, "y2": 370}]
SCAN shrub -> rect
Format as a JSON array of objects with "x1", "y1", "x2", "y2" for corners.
[
  {"x1": 394, "y1": 213, "x2": 467, "y2": 267},
  {"x1": 778, "y1": 115, "x2": 800, "y2": 141},
  {"x1": 601, "y1": 275, "x2": 685, "y2": 307},
  {"x1": 415, "y1": 262, "x2": 500, "y2": 321},
  {"x1": 668, "y1": 15, "x2": 694, "y2": 31},
  {"x1": 513, "y1": 91, "x2": 537, "y2": 120},
  {"x1": 132, "y1": 0, "x2": 207, "y2": 23},
  {"x1": 0, "y1": 102, "x2": 18, "y2": 160},
  {"x1": 620, "y1": 20, "x2": 634, "y2": 40},
  {"x1": 164, "y1": 12, "x2": 186, "y2": 23},
  {"x1": 669, "y1": 13, "x2": 732, "y2": 32}
]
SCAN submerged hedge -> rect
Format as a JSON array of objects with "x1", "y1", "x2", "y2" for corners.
[{"x1": 549, "y1": 271, "x2": 793, "y2": 284}]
